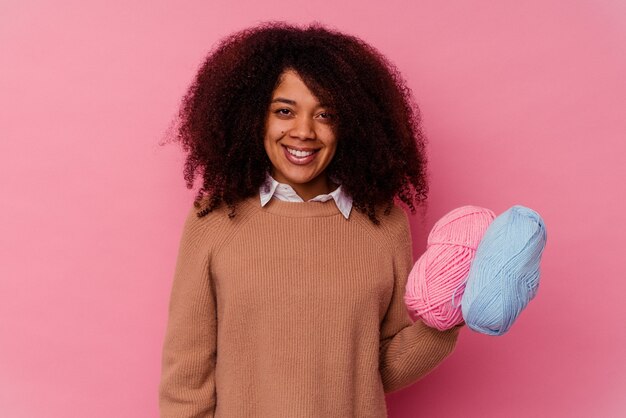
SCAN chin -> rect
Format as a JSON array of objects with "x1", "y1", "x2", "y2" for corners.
[{"x1": 283, "y1": 174, "x2": 319, "y2": 185}]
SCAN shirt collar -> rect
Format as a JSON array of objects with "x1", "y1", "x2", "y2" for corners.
[{"x1": 260, "y1": 172, "x2": 353, "y2": 219}]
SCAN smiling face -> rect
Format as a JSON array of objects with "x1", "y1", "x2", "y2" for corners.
[{"x1": 263, "y1": 69, "x2": 338, "y2": 201}]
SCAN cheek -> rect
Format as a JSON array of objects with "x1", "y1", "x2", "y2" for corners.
[
  {"x1": 325, "y1": 137, "x2": 338, "y2": 157},
  {"x1": 263, "y1": 136, "x2": 282, "y2": 165},
  {"x1": 326, "y1": 147, "x2": 338, "y2": 163},
  {"x1": 262, "y1": 138, "x2": 274, "y2": 159},
  {"x1": 263, "y1": 123, "x2": 278, "y2": 145},
  {"x1": 265, "y1": 117, "x2": 287, "y2": 137},
  {"x1": 262, "y1": 132, "x2": 271, "y2": 151}
]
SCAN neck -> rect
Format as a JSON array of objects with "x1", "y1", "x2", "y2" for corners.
[{"x1": 272, "y1": 172, "x2": 338, "y2": 201}]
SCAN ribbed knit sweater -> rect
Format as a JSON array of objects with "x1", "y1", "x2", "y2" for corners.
[{"x1": 159, "y1": 193, "x2": 462, "y2": 418}]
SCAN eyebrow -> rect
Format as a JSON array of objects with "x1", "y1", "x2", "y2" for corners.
[
  {"x1": 271, "y1": 97, "x2": 329, "y2": 107},
  {"x1": 271, "y1": 97, "x2": 297, "y2": 105}
]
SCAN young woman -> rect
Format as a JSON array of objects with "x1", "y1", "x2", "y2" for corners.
[{"x1": 159, "y1": 21, "x2": 463, "y2": 418}]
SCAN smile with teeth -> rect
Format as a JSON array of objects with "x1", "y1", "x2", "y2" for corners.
[
  {"x1": 281, "y1": 145, "x2": 320, "y2": 165},
  {"x1": 286, "y1": 146, "x2": 318, "y2": 157}
]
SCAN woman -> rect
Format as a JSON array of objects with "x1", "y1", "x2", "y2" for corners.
[{"x1": 159, "y1": 21, "x2": 463, "y2": 418}]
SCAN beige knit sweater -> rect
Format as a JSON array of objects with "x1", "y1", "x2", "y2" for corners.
[{"x1": 159, "y1": 193, "x2": 462, "y2": 418}]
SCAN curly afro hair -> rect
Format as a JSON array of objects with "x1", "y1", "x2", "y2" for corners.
[{"x1": 162, "y1": 21, "x2": 430, "y2": 225}]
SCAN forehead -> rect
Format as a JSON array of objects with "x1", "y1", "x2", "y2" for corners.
[{"x1": 272, "y1": 70, "x2": 322, "y2": 105}]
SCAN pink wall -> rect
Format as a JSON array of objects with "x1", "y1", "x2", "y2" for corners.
[{"x1": 1, "y1": 1, "x2": 624, "y2": 417}]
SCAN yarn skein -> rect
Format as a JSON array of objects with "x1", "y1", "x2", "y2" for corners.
[
  {"x1": 460, "y1": 205, "x2": 547, "y2": 336},
  {"x1": 404, "y1": 206, "x2": 496, "y2": 331}
]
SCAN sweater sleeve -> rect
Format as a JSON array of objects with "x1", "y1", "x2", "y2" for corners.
[
  {"x1": 378, "y1": 211, "x2": 462, "y2": 394},
  {"x1": 159, "y1": 206, "x2": 218, "y2": 417}
]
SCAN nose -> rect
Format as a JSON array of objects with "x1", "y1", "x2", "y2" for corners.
[{"x1": 289, "y1": 115, "x2": 315, "y2": 140}]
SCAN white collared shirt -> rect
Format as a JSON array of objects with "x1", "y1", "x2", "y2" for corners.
[{"x1": 259, "y1": 173, "x2": 353, "y2": 219}]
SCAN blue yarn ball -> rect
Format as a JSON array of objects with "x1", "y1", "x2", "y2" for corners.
[{"x1": 461, "y1": 205, "x2": 547, "y2": 336}]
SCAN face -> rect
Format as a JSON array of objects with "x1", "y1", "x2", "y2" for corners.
[{"x1": 263, "y1": 69, "x2": 338, "y2": 200}]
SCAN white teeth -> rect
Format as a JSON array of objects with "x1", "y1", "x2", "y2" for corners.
[{"x1": 287, "y1": 147, "x2": 315, "y2": 158}]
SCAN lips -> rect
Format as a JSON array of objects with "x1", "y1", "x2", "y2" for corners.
[
  {"x1": 281, "y1": 144, "x2": 320, "y2": 165},
  {"x1": 283, "y1": 145, "x2": 321, "y2": 152}
]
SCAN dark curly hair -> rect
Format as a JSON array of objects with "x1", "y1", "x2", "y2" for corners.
[{"x1": 161, "y1": 21, "x2": 430, "y2": 225}]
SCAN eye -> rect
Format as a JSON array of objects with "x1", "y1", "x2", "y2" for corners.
[
  {"x1": 274, "y1": 108, "x2": 292, "y2": 116},
  {"x1": 318, "y1": 112, "x2": 336, "y2": 121}
]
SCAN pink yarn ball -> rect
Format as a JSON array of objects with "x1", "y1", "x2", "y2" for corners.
[{"x1": 404, "y1": 206, "x2": 496, "y2": 330}]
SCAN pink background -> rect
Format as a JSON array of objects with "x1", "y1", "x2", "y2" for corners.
[{"x1": 1, "y1": 1, "x2": 625, "y2": 417}]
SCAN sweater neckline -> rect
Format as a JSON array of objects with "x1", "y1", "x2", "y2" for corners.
[{"x1": 246, "y1": 192, "x2": 344, "y2": 218}]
